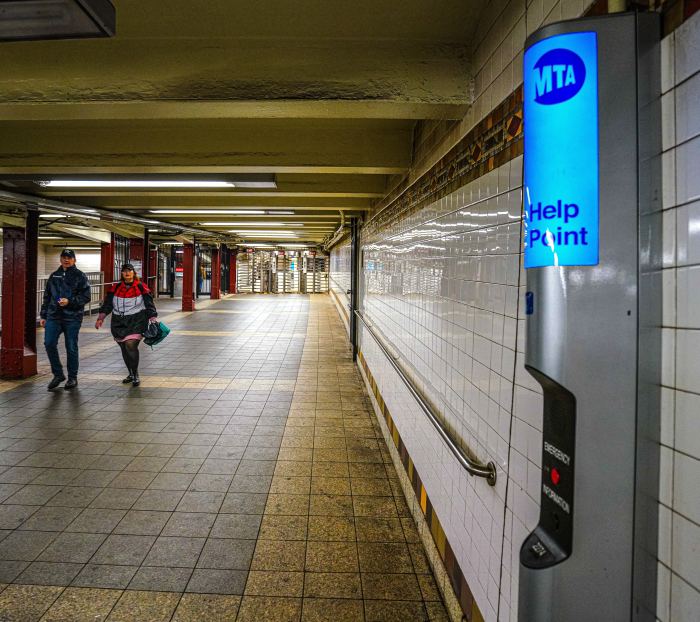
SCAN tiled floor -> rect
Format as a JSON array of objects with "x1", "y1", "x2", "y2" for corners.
[{"x1": 0, "y1": 294, "x2": 448, "y2": 621}]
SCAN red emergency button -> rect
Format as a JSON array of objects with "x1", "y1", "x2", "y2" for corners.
[{"x1": 550, "y1": 467, "x2": 561, "y2": 485}]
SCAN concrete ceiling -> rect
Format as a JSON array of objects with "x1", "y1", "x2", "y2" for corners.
[{"x1": 0, "y1": 0, "x2": 487, "y2": 245}]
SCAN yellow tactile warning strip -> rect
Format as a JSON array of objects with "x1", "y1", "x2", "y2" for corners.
[{"x1": 358, "y1": 350, "x2": 486, "y2": 622}]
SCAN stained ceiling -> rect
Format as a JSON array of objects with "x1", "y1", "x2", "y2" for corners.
[{"x1": 0, "y1": 0, "x2": 487, "y2": 247}]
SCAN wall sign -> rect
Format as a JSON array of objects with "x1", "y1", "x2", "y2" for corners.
[{"x1": 523, "y1": 31, "x2": 599, "y2": 269}]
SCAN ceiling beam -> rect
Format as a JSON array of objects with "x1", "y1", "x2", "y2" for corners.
[
  {"x1": 0, "y1": 41, "x2": 472, "y2": 116},
  {"x1": 0, "y1": 119, "x2": 412, "y2": 173}
]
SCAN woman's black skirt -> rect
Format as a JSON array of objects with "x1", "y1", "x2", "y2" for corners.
[{"x1": 110, "y1": 310, "x2": 147, "y2": 341}]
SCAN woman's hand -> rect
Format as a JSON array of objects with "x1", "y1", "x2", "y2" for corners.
[
  {"x1": 149, "y1": 317, "x2": 159, "y2": 324},
  {"x1": 95, "y1": 319, "x2": 103, "y2": 330}
]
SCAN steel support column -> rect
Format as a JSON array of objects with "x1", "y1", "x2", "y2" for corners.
[
  {"x1": 182, "y1": 243, "x2": 195, "y2": 312},
  {"x1": 1, "y1": 223, "x2": 38, "y2": 379},
  {"x1": 210, "y1": 247, "x2": 221, "y2": 300},
  {"x1": 350, "y1": 217, "x2": 361, "y2": 361}
]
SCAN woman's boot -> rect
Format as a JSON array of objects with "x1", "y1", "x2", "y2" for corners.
[
  {"x1": 122, "y1": 370, "x2": 134, "y2": 384},
  {"x1": 132, "y1": 371, "x2": 140, "y2": 387}
]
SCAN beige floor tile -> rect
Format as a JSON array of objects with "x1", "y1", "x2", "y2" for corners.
[
  {"x1": 260, "y1": 515, "x2": 309, "y2": 540},
  {"x1": 307, "y1": 515, "x2": 356, "y2": 542},
  {"x1": 245, "y1": 571, "x2": 304, "y2": 597},
  {"x1": 265, "y1": 493, "x2": 310, "y2": 516},
  {"x1": 364, "y1": 599, "x2": 428, "y2": 621},
  {"x1": 312, "y1": 462, "x2": 350, "y2": 478},
  {"x1": 172, "y1": 594, "x2": 241, "y2": 622},
  {"x1": 305, "y1": 541, "x2": 358, "y2": 573},
  {"x1": 274, "y1": 461, "x2": 313, "y2": 478},
  {"x1": 270, "y1": 476, "x2": 312, "y2": 495},
  {"x1": 350, "y1": 478, "x2": 393, "y2": 497},
  {"x1": 301, "y1": 598, "x2": 364, "y2": 622},
  {"x1": 303, "y1": 573, "x2": 362, "y2": 600},
  {"x1": 309, "y1": 494, "x2": 354, "y2": 517},
  {"x1": 106, "y1": 591, "x2": 180, "y2": 621},
  {"x1": 310, "y1": 477, "x2": 351, "y2": 496},
  {"x1": 357, "y1": 542, "x2": 414, "y2": 574},
  {"x1": 0, "y1": 585, "x2": 63, "y2": 622},
  {"x1": 252, "y1": 540, "x2": 307, "y2": 572},
  {"x1": 352, "y1": 496, "x2": 398, "y2": 518},
  {"x1": 41, "y1": 588, "x2": 121, "y2": 622},
  {"x1": 237, "y1": 596, "x2": 302, "y2": 622},
  {"x1": 355, "y1": 517, "x2": 406, "y2": 543},
  {"x1": 361, "y1": 572, "x2": 423, "y2": 601}
]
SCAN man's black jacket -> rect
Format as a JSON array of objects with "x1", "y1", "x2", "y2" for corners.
[{"x1": 40, "y1": 265, "x2": 92, "y2": 321}]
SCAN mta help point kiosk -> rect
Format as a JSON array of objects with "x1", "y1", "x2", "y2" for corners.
[{"x1": 518, "y1": 12, "x2": 661, "y2": 622}]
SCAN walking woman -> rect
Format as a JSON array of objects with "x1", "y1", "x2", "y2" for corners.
[{"x1": 95, "y1": 263, "x2": 158, "y2": 386}]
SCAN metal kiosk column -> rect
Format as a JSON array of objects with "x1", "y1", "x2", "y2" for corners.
[{"x1": 518, "y1": 12, "x2": 661, "y2": 622}]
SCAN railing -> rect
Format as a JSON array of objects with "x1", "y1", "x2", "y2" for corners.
[
  {"x1": 0, "y1": 274, "x2": 159, "y2": 324},
  {"x1": 355, "y1": 309, "x2": 497, "y2": 486}
]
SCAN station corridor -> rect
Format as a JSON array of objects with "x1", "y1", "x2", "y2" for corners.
[{"x1": 0, "y1": 295, "x2": 447, "y2": 622}]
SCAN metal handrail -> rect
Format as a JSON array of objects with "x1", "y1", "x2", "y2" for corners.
[{"x1": 355, "y1": 309, "x2": 497, "y2": 486}]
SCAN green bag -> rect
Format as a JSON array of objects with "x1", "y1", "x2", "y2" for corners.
[{"x1": 143, "y1": 321, "x2": 170, "y2": 348}]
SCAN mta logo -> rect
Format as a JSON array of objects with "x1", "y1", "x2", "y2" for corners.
[{"x1": 533, "y1": 48, "x2": 586, "y2": 105}]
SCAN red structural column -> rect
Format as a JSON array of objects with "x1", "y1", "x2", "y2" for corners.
[
  {"x1": 129, "y1": 237, "x2": 144, "y2": 270},
  {"x1": 1, "y1": 222, "x2": 38, "y2": 379},
  {"x1": 100, "y1": 234, "x2": 115, "y2": 293},
  {"x1": 182, "y1": 243, "x2": 195, "y2": 312},
  {"x1": 210, "y1": 247, "x2": 221, "y2": 299},
  {"x1": 24, "y1": 211, "x2": 38, "y2": 357},
  {"x1": 229, "y1": 249, "x2": 237, "y2": 294},
  {"x1": 148, "y1": 246, "x2": 158, "y2": 295}
]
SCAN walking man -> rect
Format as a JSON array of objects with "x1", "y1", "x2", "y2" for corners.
[{"x1": 40, "y1": 249, "x2": 92, "y2": 390}]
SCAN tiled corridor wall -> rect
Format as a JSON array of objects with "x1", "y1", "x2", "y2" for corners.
[
  {"x1": 331, "y1": 3, "x2": 700, "y2": 622},
  {"x1": 658, "y1": 10, "x2": 700, "y2": 621},
  {"x1": 358, "y1": 161, "x2": 522, "y2": 622},
  {"x1": 329, "y1": 240, "x2": 352, "y2": 334}
]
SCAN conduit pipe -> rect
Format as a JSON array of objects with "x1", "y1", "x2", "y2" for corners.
[{"x1": 0, "y1": 189, "x2": 229, "y2": 241}]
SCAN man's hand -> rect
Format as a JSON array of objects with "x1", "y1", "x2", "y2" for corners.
[
  {"x1": 58, "y1": 298, "x2": 69, "y2": 307},
  {"x1": 95, "y1": 319, "x2": 103, "y2": 330},
  {"x1": 39, "y1": 319, "x2": 46, "y2": 328}
]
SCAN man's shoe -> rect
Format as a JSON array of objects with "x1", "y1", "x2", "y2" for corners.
[
  {"x1": 47, "y1": 375, "x2": 66, "y2": 391},
  {"x1": 131, "y1": 373, "x2": 140, "y2": 387},
  {"x1": 64, "y1": 378, "x2": 78, "y2": 390}
]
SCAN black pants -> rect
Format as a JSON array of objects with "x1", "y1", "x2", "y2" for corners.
[{"x1": 119, "y1": 339, "x2": 140, "y2": 373}]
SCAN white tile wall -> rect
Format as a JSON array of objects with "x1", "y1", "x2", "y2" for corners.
[
  {"x1": 359, "y1": 158, "x2": 522, "y2": 622},
  {"x1": 331, "y1": 3, "x2": 700, "y2": 621},
  {"x1": 658, "y1": 11, "x2": 700, "y2": 621},
  {"x1": 329, "y1": 239, "x2": 351, "y2": 334}
]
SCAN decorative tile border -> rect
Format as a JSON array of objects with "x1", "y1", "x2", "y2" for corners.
[
  {"x1": 364, "y1": 87, "x2": 523, "y2": 240},
  {"x1": 358, "y1": 349, "x2": 485, "y2": 622}
]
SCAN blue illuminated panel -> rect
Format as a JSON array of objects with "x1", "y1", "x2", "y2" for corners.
[{"x1": 524, "y1": 32, "x2": 599, "y2": 269}]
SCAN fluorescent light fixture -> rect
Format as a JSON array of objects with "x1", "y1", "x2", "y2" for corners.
[
  {"x1": 229, "y1": 230, "x2": 298, "y2": 236},
  {"x1": 55, "y1": 246, "x2": 100, "y2": 250},
  {"x1": 40, "y1": 180, "x2": 235, "y2": 189},
  {"x1": 0, "y1": 0, "x2": 115, "y2": 42},
  {"x1": 269, "y1": 211, "x2": 295, "y2": 215},
  {"x1": 159, "y1": 242, "x2": 182, "y2": 246},
  {"x1": 199, "y1": 222, "x2": 303, "y2": 227},
  {"x1": 39, "y1": 214, "x2": 67, "y2": 219},
  {"x1": 281, "y1": 244, "x2": 311, "y2": 248},
  {"x1": 150, "y1": 210, "x2": 265, "y2": 215},
  {"x1": 240, "y1": 243, "x2": 274, "y2": 248},
  {"x1": 38, "y1": 236, "x2": 62, "y2": 239}
]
